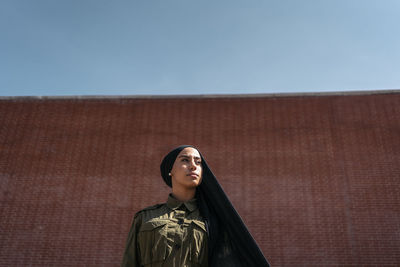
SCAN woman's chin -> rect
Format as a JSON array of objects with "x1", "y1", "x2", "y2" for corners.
[{"x1": 185, "y1": 180, "x2": 200, "y2": 188}]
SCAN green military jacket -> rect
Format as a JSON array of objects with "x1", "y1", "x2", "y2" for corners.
[{"x1": 121, "y1": 194, "x2": 208, "y2": 267}]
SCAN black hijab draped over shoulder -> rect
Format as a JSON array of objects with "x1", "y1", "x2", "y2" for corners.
[{"x1": 160, "y1": 145, "x2": 270, "y2": 267}]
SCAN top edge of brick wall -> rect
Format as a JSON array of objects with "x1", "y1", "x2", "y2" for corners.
[{"x1": 1, "y1": 89, "x2": 400, "y2": 101}]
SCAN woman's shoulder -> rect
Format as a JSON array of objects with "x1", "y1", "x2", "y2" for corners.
[
  {"x1": 134, "y1": 203, "x2": 168, "y2": 221},
  {"x1": 138, "y1": 203, "x2": 165, "y2": 213}
]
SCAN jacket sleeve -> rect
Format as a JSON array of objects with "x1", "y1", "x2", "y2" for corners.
[{"x1": 121, "y1": 212, "x2": 142, "y2": 267}]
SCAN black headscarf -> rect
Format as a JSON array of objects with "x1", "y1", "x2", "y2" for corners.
[{"x1": 160, "y1": 145, "x2": 270, "y2": 267}]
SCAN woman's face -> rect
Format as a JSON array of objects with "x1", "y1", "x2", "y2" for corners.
[{"x1": 170, "y1": 147, "x2": 203, "y2": 189}]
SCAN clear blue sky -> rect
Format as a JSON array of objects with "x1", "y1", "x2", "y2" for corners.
[{"x1": 1, "y1": 0, "x2": 400, "y2": 96}]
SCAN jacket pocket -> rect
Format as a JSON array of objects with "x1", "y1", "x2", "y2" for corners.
[
  {"x1": 138, "y1": 219, "x2": 169, "y2": 265},
  {"x1": 189, "y1": 220, "x2": 208, "y2": 266}
]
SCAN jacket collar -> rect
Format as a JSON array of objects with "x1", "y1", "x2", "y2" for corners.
[{"x1": 167, "y1": 193, "x2": 197, "y2": 212}]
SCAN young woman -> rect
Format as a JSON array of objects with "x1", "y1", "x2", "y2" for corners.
[{"x1": 121, "y1": 145, "x2": 269, "y2": 267}]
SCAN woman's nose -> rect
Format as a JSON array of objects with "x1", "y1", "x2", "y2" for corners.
[{"x1": 190, "y1": 161, "x2": 197, "y2": 169}]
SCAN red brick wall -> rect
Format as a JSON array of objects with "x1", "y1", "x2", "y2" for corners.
[{"x1": 1, "y1": 93, "x2": 399, "y2": 266}]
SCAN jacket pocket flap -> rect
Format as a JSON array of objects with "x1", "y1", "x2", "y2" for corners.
[
  {"x1": 140, "y1": 219, "x2": 169, "y2": 231},
  {"x1": 191, "y1": 220, "x2": 207, "y2": 232}
]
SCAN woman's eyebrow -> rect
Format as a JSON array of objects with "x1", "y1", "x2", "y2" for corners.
[{"x1": 178, "y1": 155, "x2": 201, "y2": 160}]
